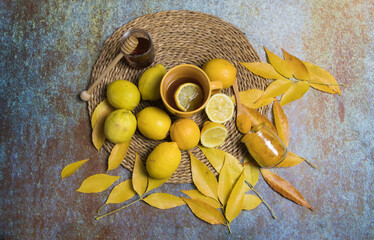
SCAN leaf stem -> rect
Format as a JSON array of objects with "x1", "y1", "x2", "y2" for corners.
[
  {"x1": 226, "y1": 224, "x2": 232, "y2": 234},
  {"x1": 246, "y1": 181, "x2": 277, "y2": 219},
  {"x1": 302, "y1": 158, "x2": 320, "y2": 170},
  {"x1": 95, "y1": 197, "x2": 142, "y2": 220},
  {"x1": 293, "y1": 78, "x2": 345, "y2": 87}
]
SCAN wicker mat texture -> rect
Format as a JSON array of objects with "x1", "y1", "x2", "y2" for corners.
[{"x1": 87, "y1": 10, "x2": 269, "y2": 184}]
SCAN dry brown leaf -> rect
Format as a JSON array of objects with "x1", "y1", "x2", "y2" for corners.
[
  {"x1": 273, "y1": 100, "x2": 289, "y2": 146},
  {"x1": 276, "y1": 152, "x2": 305, "y2": 168},
  {"x1": 105, "y1": 179, "x2": 136, "y2": 204},
  {"x1": 143, "y1": 193, "x2": 185, "y2": 209},
  {"x1": 239, "y1": 62, "x2": 286, "y2": 80},
  {"x1": 76, "y1": 174, "x2": 120, "y2": 193},
  {"x1": 107, "y1": 141, "x2": 131, "y2": 171},
  {"x1": 280, "y1": 81, "x2": 310, "y2": 106},
  {"x1": 260, "y1": 169, "x2": 313, "y2": 210},
  {"x1": 282, "y1": 49, "x2": 310, "y2": 81},
  {"x1": 225, "y1": 170, "x2": 246, "y2": 223},
  {"x1": 243, "y1": 105, "x2": 277, "y2": 133},
  {"x1": 181, "y1": 190, "x2": 221, "y2": 209},
  {"x1": 61, "y1": 159, "x2": 89, "y2": 180},
  {"x1": 190, "y1": 151, "x2": 218, "y2": 200},
  {"x1": 264, "y1": 47, "x2": 293, "y2": 78},
  {"x1": 132, "y1": 153, "x2": 148, "y2": 196},
  {"x1": 181, "y1": 197, "x2": 226, "y2": 225}
]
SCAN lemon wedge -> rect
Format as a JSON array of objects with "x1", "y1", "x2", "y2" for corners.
[
  {"x1": 174, "y1": 83, "x2": 204, "y2": 112},
  {"x1": 200, "y1": 121, "x2": 228, "y2": 148},
  {"x1": 205, "y1": 93, "x2": 234, "y2": 123}
]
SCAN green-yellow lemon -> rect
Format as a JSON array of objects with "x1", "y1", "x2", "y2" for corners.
[
  {"x1": 202, "y1": 58, "x2": 237, "y2": 89},
  {"x1": 136, "y1": 107, "x2": 171, "y2": 140},
  {"x1": 146, "y1": 142, "x2": 181, "y2": 179},
  {"x1": 107, "y1": 80, "x2": 140, "y2": 110},
  {"x1": 170, "y1": 118, "x2": 200, "y2": 150},
  {"x1": 138, "y1": 64, "x2": 167, "y2": 101},
  {"x1": 104, "y1": 109, "x2": 137, "y2": 144}
]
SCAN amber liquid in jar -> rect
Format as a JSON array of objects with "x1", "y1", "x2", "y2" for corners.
[
  {"x1": 130, "y1": 37, "x2": 150, "y2": 55},
  {"x1": 123, "y1": 28, "x2": 155, "y2": 69},
  {"x1": 165, "y1": 77, "x2": 205, "y2": 111}
]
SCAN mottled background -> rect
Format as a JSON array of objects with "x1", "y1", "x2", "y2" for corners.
[{"x1": 0, "y1": 0, "x2": 373, "y2": 239}]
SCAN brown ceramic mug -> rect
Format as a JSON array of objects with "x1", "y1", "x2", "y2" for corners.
[{"x1": 160, "y1": 64, "x2": 223, "y2": 118}]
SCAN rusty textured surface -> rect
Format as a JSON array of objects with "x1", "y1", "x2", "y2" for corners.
[{"x1": 0, "y1": 0, "x2": 373, "y2": 239}]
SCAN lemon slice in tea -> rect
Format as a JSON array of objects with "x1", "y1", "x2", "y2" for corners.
[
  {"x1": 200, "y1": 121, "x2": 228, "y2": 148},
  {"x1": 174, "y1": 83, "x2": 204, "y2": 112},
  {"x1": 205, "y1": 93, "x2": 234, "y2": 123}
]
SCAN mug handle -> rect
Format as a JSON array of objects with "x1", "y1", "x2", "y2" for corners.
[{"x1": 210, "y1": 81, "x2": 223, "y2": 94}]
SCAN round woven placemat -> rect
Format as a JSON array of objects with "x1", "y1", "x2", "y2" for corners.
[{"x1": 87, "y1": 10, "x2": 269, "y2": 184}]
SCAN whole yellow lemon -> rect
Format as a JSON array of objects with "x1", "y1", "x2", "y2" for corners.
[
  {"x1": 170, "y1": 118, "x2": 200, "y2": 150},
  {"x1": 138, "y1": 64, "x2": 167, "y2": 101},
  {"x1": 104, "y1": 109, "x2": 137, "y2": 144},
  {"x1": 107, "y1": 80, "x2": 140, "y2": 110},
  {"x1": 136, "y1": 107, "x2": 171, "y2": 140},
  {"x1": 202, "y1": 58, "x2": 237, "y2": 89},
  {"x1": 146, "y1": 142, "x2": 181, "y2": 179}
]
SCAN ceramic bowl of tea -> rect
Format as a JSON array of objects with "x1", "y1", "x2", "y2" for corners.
[{"x1": 160, "y1": 64, "x2": 222, "y2": 118}]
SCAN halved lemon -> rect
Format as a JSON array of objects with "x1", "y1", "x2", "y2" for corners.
[
  {"x1": 205, "y1": 93, "x2": 234, "y2": 123},
  {"x1": 174, "y1": 83, "x2": 204, "y2": 112},
  {"x1": 200, "y1": 121, "x2": 228, "y2": 148}
]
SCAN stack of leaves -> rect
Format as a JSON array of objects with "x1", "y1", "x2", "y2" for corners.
[{"x1": 234, "y1": 47, "x2": 343, "y2": 108}]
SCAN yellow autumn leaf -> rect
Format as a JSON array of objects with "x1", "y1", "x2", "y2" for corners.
[
  {"x1": 242, "y1": 194, "x2": 262, "y2": 210},
  {"x1": 273, "y1": 100, "x2": 289, "y2": 146},
  {"x1": 105, "y1": 179, "x2": 136, "y2": 204},
  {"x1": 147, "y1": 176, "x2": 169, "y2": 193},
  {"x1": 243, "y1": 105, "x2": 277, "y2": 133},
  {"x1": 243, "y1": 155, "x2": 259, "y2": 187},
  {"x1": 92, "y1": 109, "x2": 110, "y2": 151},
  {"x1": 280, "y1": 81, "x2": 310, "y2": 106},
  {"x1": 61, "y1": 159, "x2": 89, "y2": 180},
  {"x1": 198, "y1": 145, "x2": 226, "y2": 173},
  {"x1": 143, "y1": 193, "x2": 185, "y2": 209},
  {"x1": 91, "y1": 99, "x2": 114, "y2": 129},
  {"x1": 189, "y1": 151, "x2": 218, "y2": 200},
  {"x1": 257, "y1": 79, "x2": 292, "y2": 102},
  {"x1": 225, "y1": 170, "x2": 245, "y2": 223},
  {"x1": 132, "y1": 153, "x2": 148, "y2": 196},
  {"x1": 107, "y1": 140, "x2": 131, "y2": 171},
  {"x1": 76, "y1": 174, "x2": 120, "y2": 193},
  {"x1": 181, "y1": 197, "x2": 226, "y2": 225},
  {"x1": 264, "y1": 47, "x2": 293, "y2": 78},
  {"x1": 282, "y1": 49, "x2": 310, "y2": 81},
  {"x1": 181, "y1": 190, "x2": 221, "y2": 208},
  {"x1": 303, "y1": 61, "x2": 341, "y2": 95},
  {"x1": 239, "y1": 62, "x2": 286, "y2": 80},
  {"x1": 231, "y1": 89, "x2": 275, "y2": 109},
  {"x1": 218, "y1": 154, "x2": 243, "y2": 206},
  {"x1": 276, "y1": 151, "x2": 304, "y2": 168}
]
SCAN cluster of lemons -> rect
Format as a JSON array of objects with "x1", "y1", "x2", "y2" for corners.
[{"x1": 103, "y1": 59, "x2": 236, "y2": 179}]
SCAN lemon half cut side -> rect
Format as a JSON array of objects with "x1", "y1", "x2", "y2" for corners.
[
  {"x1": 200, "y1": 121, "x2": 228, "y2": 148},
  {"x1": 205, "y1": 93, "x2": 234, "y2": 123}
]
